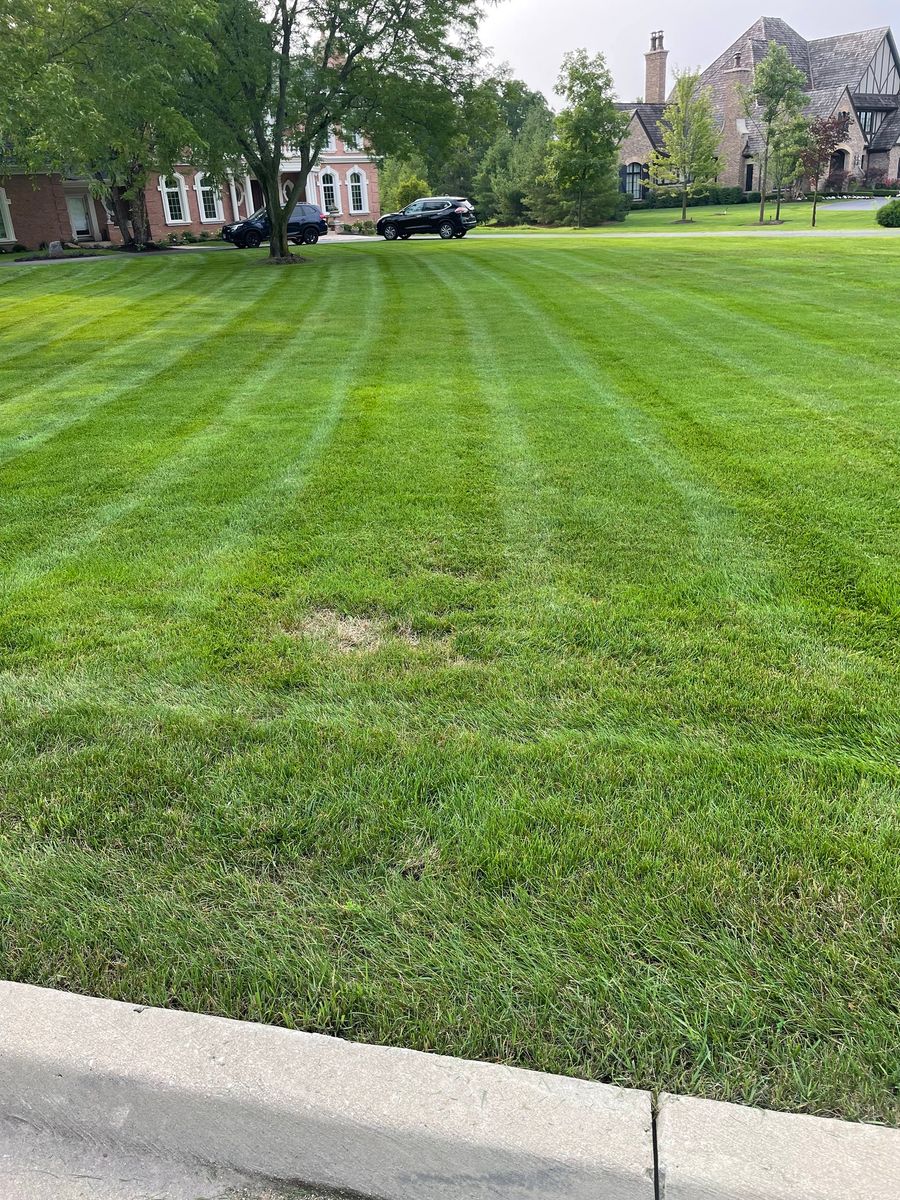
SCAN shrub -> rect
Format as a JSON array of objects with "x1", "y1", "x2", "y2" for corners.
[
  {"x1": 165, "y1": 233, "x2": 182, "y2": 245},
  {"x1": 715, "y1": 186, "x2": 744, "y2": 205},
  {"x1": 181, "y1": 230, "x2": 199, "y2": 243},
  {"x1": 876, "y1": 197, "x2": 900, "y2": 227},
  {"x1": 611, "y1": 193, "x2": 631, "y2": 222},
  {"x1": 746, "y1": 191, "x2": 761, "y2": 204},
  {"x1": 198, "y1": 230, "x2": 211, "y2": 241}
]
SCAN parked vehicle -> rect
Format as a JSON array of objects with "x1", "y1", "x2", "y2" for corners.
[
  {"x1": 221, "y1": 203, "x2": 328, "y2": 248},
  {"x1": 376, "y1": 197, "x2": 477, "y2": 241}
]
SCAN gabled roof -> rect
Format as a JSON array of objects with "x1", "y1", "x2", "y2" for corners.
[
  {"x1": 870, "y1": 106, "x2": 900, "y2": 150},
  {"x1": 694, "y1": 18, "x2": 899, "y2": 129},
  {"x1": 696, "y1": 17, "x2": 811, "y2": 121},
  {"x1": 616, "y1": 102, "x2": 667, "y2": 150},
  {"x1": 803, "y1": 86, "x2": 847, "y2": 118},
  {"x1": 808, "y1": 28, "x2": 890, "y2": 89}
]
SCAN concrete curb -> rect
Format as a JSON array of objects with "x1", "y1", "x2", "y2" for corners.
[
  {"x1": 1, "y1": 983, "x2": 896, "y2": 1199},
  {"x1": 0, "y1": 982, "x2": 653, "y2": 1199},
  {"x1": 655, "y1": 1091, "x2": 899, "y2": 1200}
]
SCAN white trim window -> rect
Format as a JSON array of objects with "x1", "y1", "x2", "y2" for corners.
[
  {"x1": 325, "y1": 128, "x2": 337, "y2": 152},
  {"x1": 159, "y1": 174, "x2": 190, "y2": 224},
  {"x1": 194, "y1": 173, "x2": 223, "y2": 222},
  {"x1": 347, "y1": 168, "x2": 367, "y2": 214},
  {"x1": 320, "y1": 170, "x2": 340, "y2": 213},
  {"x1": 343, "y1": 130, "x2": 361, "y2": 152},
  {"x1": 0, "y1": 188, "x2": 15, "y2": 242}
]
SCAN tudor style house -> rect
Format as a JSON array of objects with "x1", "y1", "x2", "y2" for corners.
[
  {"x1": 0, "y1": 133, "x2": 380, "y2": 249},
  {"x1": 618, "y1": 20, "x2": 900, "y2": 199}
]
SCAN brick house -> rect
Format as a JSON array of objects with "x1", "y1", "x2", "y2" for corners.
[
  {"x1": 618, "y1": 20, "x2": 900, "y2": 199},
  {"x1": 0, "y1": 133, "x2": 380, "y2": 249}
]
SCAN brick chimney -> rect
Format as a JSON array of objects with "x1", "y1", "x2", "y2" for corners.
[{"x1": 644, "y1": 31, "x2": 669, "y2": 104}]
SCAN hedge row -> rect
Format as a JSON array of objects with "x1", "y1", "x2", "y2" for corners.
[{"x1": 631, "y1": 186, "x2": 759, "y2": 210}]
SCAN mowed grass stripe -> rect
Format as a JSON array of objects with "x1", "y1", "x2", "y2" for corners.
[
  {"x1": 0, "y1": 259, "x2": 286, "y2": 471},
  {"x1": 1, "y1": 260, "x2": 343, "y2": 588},
  {"x1": 470, "y1": 241, "x2": 899, "y2": 762},
  {"x1": 450, "y1": 245, "x2": 775, "y2": 607},
  {"x1": 542, "y1": 243, "x2": 900, "y2": 443},
  {"x1": 0, "y1": 258, "x2": 152, "y2": 350},
  {"x1": 0, "y1": 259, "x2": 215, "y2": 424},
  {"x1": 491, "y1": 242, "x2": 900, "y2": 622},
  {"x1": 475, "y1": 244, "x2": 897, "y2": 614}
]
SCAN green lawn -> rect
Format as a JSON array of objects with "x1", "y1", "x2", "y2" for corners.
[
  {"x1": 1, "y1": 238, "x2": 897, "y2": 1124},
  {"x1": 479, "y1": 198, "x2": 889, "y2": 233}
]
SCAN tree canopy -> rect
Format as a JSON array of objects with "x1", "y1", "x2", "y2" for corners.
[{"x1": 649, "y1": 70, "x2": 719, "y2": 222}]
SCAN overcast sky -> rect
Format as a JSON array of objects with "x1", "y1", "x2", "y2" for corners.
[{"x1": 479, "y1": 1, "x2": 897, "y2": 102}]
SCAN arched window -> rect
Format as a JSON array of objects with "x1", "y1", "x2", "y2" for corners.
[
  {"x1": 348, "y1": 170, "x2": 366, "y2": 213},
  {"x1": 625, "y1": 162, "x2": 646, "y2": 200},
  {"x1": 194, "y1": 173, "x2": 223, "y2": 222},
  {"x1": 159, "y1": 174, "x2": 190, "y2": 223},
  {"x1": 320, "y1": 171, "x2": 338, "y2": 212}
]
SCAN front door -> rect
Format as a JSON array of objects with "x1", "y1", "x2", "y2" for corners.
[{"x1": 66, "y1": 194, "x2": 93, "y2": 238}]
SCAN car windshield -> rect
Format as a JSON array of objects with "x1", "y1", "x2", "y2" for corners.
[{"x1": 248, "y1": 208, "x2": 267, "y2": 221}]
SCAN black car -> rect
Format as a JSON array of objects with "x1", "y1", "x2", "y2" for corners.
[
  {"x1": 221, "y1": 202, "x2": 328, "y2": 248},
  {"x1": 377, "y1": 197, "x2": 476, "y2": 241}
]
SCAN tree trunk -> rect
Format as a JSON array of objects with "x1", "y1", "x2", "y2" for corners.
[
  {"x1": 131, "y1": 187, "x2": 150, "y2": 247},
  {"x1": 758, "y1": 137, "x2": 769, "y2": 223},
  {"x1": 681, "y1": 187, "x2": 688, "y2": 222},
  {"x1": 811, "y1": 188, "x2": 819, "y2": 228},
  {"x1": 775, "y1": 185, "x2": 782, "y2": 221},
  {"x1": 108, "y1": 186, "x2": 135, "y2": 247}
]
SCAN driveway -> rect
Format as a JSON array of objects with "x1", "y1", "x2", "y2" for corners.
[{"x1": 823, "y1": 196, "x2": 892, "y2": 211}]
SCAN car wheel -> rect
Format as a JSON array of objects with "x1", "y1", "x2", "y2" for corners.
[
  {"x1": 400, "y1": 232, "x2": 411, "y2": 240},
  {"x1": 301, "y1": 228, "x2": 319, "y2": 245},
  {"x1": 454, "y1": 230, "x2": 467, "y2": 238},
  {"x1": 243, "y1": 230, "x2": 262, "y2": 248},
  {"x1": 438, "y1": 221, "x2": 456, "y2": 240},
  {"x1": 382, "y1": 223, "x2": 399, "y2": 240},
  {"x1": 233, "y1": 239, "x2": 247, "y2": 249}
]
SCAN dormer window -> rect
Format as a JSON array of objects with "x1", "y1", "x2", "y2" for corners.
[{"x1": 734, "y1": 52, "x2": 742, "y2": 67}]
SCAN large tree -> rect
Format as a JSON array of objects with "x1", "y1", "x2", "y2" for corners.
[
  {"x1": 0, "y1": 0, "x2": 199, "y2": 246},
  {"x1": 649, "y1": 69, "x2": 719, "y2": 223},
  {"x1": 746, "y1": 42, "x2": 807, "y2": 224},
  {"x1": 797, "y1": 113, "x2": 851, "y2": 227},
  {"x1": 546, "y1": 49, "x2": 627, "y2": 228},
  {"x1": 175, "y1": 0, "x2": 480, "y2": 259}
]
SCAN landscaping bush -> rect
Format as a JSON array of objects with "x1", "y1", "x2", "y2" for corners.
[
  {"x1": 611, "y1": 193, "x2": 631, "y2": 222},
  {"x1": 746, "y1": 191, "x2": 761, "y2": 204},
  {"x1": 181, "y1": 230, "x2": 199, "y2": 244},
  {"x1": 0, "y1": 242, "x2": 28, "y2": 253},
  {"x1": 715, "y1": 186, "x2": 745, "y2": 204},
  {"x1": 876, "y1": 197, "x2": 900, "y2": 227}
]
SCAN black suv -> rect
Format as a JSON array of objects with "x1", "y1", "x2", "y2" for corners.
[
  {"x1": 376, "y1": 197, "x2": 476, "y2": 241},
  {"x1": 222, "y1": 203, "x2": 328, "y2": 248}
]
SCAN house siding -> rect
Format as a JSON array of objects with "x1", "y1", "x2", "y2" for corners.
[
  {"x1": 4, "y1": 136, "x2": 381, "y2": 247},
  {"x1": 0, "y1": 172, "x2": 108, "y2": 248}
]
